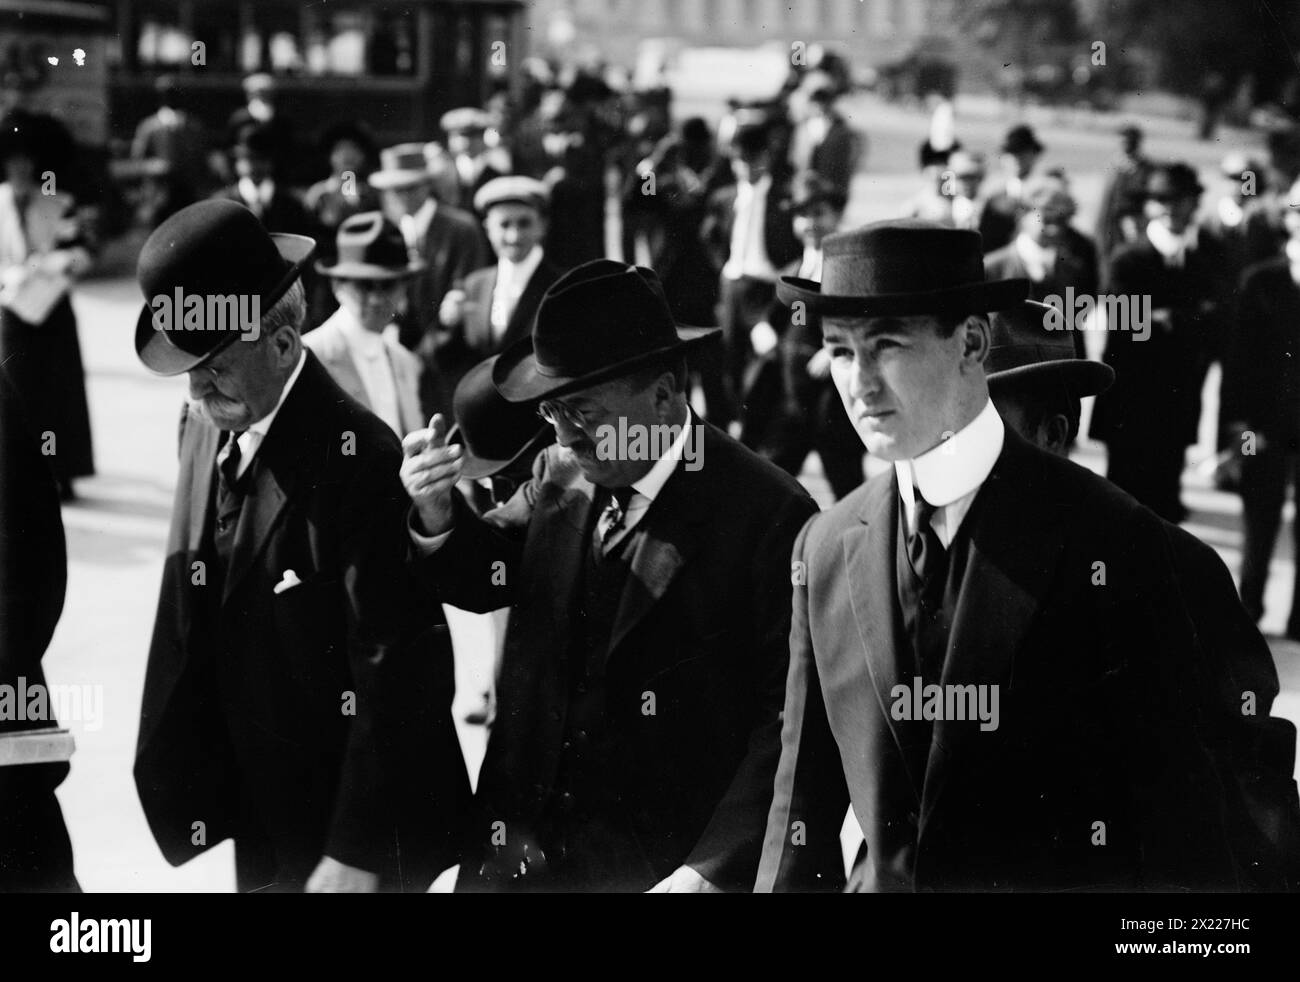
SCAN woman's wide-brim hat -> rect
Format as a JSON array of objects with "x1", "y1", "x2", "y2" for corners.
[
  {"x1": 315, "y1": 211, "x2": 425, "y2": 280},
  {"x1": 777, "y1": 219, "x2": 1029, "y2": 318},
  {"x1": 493, "y1": 259, "x2": 721, "y2": 403},
  {"x1": 986, "y1": 300, "x2": 1115, "y2": 397},
  {"x1": 449, "y1": 354, "x2": 554, "y2": 480},
  {"x1": 135, "y1": 199, "x2": 316, "y2": 377}
]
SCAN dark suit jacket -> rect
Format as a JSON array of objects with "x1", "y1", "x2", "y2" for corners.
[
  {"x1": 977, "y1": 190, "x2": 1020, "y2": 254},
  {"x1": 1090, "y1": 233, "x2": 1230, "y2": 447},
  {"x1": 758, "y1": 427, "x2": 1277, "y2": 892},
  {"x1": 135, "y1": 352, "x2": 471, "y2": 890},
  {"x1": 808, "y1": 115, "x2": 860, "y2": 196},
  {"x1": 429, "y1": 256, "x2": 563, "y2": 412},
  {"x1": 703, "y1": 174, "x2": 801, "y2": 276},
  {"x1": 1222, "y1": 258, "x2": 1300, "y2": 447},
  {"x1": 402, "y1": 203, "x2": 490, "y2": 355},
  {"x1": 416, "y1": 424, "x2": 817, "y2": 891},
  {"x1": 0, "y1": 370, "x2": 77, "y2": 891}
]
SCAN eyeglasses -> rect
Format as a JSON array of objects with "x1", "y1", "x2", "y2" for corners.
[{"x1": 537, "y1": 399, "x2": 591, "y2": 430}]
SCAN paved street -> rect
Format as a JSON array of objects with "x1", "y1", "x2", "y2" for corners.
[{"x1": 41, "y1": 94, "x2": 1300, "y2": 891}]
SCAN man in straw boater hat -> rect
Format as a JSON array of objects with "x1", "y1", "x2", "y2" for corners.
[
  {"x1": 369, "y1": 142, "x2": 487, "y2": 411},
  {"x1": 304, "y1": 211, "x2": 426, "y2": 439},
  {"x1": 401, "y1": 260, "x2": 817, "y2": 891},
  {"x1": 133, "y1": 200, "x2": 470, "y2": 892},
  {"x1": 755, "y1": 219, "x2": 1287, "y2": 892}
]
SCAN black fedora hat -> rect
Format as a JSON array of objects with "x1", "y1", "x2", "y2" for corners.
[
  {"x1": 1001, "y1": 123, "x2": 1044, "y2": 156},
  {"x1": 449, "y1": 355, "x2": 554, "y2": 480},
  {"x1": 777, "y1": 219, "x2": 1029, "y2": 318},
  {"x1": 315, "y1": 211, "x2": 424, "y2": 280},
  {"x1": 135, "y1": 199, "x2": 316, "y2": 377},
  {"x1": 493, "y1": 260, "x2": 721, "y2": 402},
  {"x1": 986, "y1": 300, "x2": 1114, "y2": 397}
]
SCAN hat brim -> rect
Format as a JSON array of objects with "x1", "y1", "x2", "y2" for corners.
[
  {"x1": 368, "y1": 170, "x2": 432, "y2": 190},
  {"x1": 776, "y1": 276, "x2": 1030, "y2": 318},
  {"x1": 315, "y1": 257, "x2": 426, "y2": 280},
  {"x1": 452, "y1": 424, "x2": 553, "y2": 481},
  {"x1": 987, "y1": 358, "x2": 1115, "y2": 398},
  {"x1": 135, "y1": 233, "x2": 316, "y2": 377},
  {"x1": 492, "y1": 326, "x2": 722, "y2": 403}
]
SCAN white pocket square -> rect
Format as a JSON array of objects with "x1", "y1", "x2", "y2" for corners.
[{"x1": 273, "y1": 569, "x2": 302, "y2": 595}]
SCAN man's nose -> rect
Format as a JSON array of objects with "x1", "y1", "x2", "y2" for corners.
[{"x1": 848, "y1": 354, "x2": 880, "y2": 402}]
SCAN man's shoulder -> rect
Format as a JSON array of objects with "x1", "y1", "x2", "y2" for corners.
[
  {"x1": 697, "y1": 421, "x2": 815, "y2": 509},
  {"x1": 300, "y1": 317, "x2": 346, "y2": 357},
  {"x1": 1240, "y1": 255, "x2": 1289, "y2": 292},
  {"x1": 432, "y1": 203, "x2": 480, "y2": 236},
  {"x1": 295, "y1": 352, "x2": 402, "y2": 462}
]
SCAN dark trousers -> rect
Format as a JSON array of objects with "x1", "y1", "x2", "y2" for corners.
[
  {"x1": 705, "y1": 275, "x2": 776, "y2": 425},
  {"x1": 1106, "y1": 435, "x2": 1188, "y2": 524},
  {"x1": 0, "y1": 765, "x2": 79, "y2": 893},
  {"x1": 1239, "y1": 444, "x2": 1300, "y2": 635}
]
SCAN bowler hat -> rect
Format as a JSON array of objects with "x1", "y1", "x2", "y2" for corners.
[
  {"x1": 315, "y1": 212, "x2": 425, "y2": 280},
  {"x1": 986, "y1": 300, "x2": 1114, "y2": 397},
  {"x1": 134, "y1": 199, "x2": 316, "y2": 376},
  {"x1": 492, "y1": 260, "x2": 721, "y2": 402},
  {"x1": 449, "y1": 355, "x2": 554, "y2": 480},
  {"x1": 777, "y1": 219, "x2": 1028, "y2": 318},
  {"x1": 369, "y1": 144, "x2": 434, "y2": 190},
  {"x1": 1001, "y1": 124, "x2": 1044, "y2": 156},
  {"x1": 1145, "y1": 162, "x2": 1204, "y2": 201}
]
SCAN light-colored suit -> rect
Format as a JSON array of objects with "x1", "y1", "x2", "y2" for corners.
[{"x1": 303, "y1": 310, "x2": 424, "y2": 437}]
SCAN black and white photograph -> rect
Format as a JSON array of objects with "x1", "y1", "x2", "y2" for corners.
[{"x1": 3, "y1": 0, "x2": 1300, "y2": 964}]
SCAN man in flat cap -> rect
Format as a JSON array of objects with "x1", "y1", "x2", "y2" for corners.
[
  {"x1": 756, "y1": 220, "x2": 1285, "y2": 892},
  {"x1": 401, "y1": 260, "x2": 817, "y2": 891},
  {"x1": 133, "y1": 200, "x2": 471, "y2": 892},
  {"x1": 431, "y1": 176, "x2": 563, "y2": 415}
]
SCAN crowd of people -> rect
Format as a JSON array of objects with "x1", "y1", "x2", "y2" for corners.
[{"x1": 4, "y1": 62, "x2": 1300, "y2": 894}]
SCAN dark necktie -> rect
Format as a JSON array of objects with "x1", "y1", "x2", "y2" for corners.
[
  {"x1": 216, "y1": 430, "x2": 245, "y2": 517},
  {"x1": 908, "y1": 493, "x2": 944, "y2": 584},
  {"x1": 598, "y1": 486, "x2": 636, "y2": 553}
]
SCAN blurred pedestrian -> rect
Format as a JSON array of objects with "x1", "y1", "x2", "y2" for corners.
[
  {"x1": 1094, "y1": 123, "x2": 1151, "y2": 265},
  {"x1": 304, "y1": 212, "x2": 425, "y2": 438},
  {"x1": 1090, "y1": 163, "x2": 1230, "y2": 523},
  {"x1": 226, "y1": 73, "x2": 296, "y2": 184},
  {"x1": 0, "y1": 115, "x2": 95, "y2": 498},
  {"x1": 369, "y1": 143, "x2": 488, "y2": 412},
  {"x1": 539, "y1": 104, "x2": 607, "y2": 271},
  {"x1": 791, "y1": 85, "x2": 861, "y2": 198},
  {"x1": 431, "y1": 176, "x2": 562, "y2": 417},
  {"x1": 130, "y1": 75, "x2": 214, "y2": 203},
  {"x1": 440, "y1": 107, "x2": 508, "y2": 213},
  {"x1": 978, "y1": 123, "x2": 1045, "y2": 253}
]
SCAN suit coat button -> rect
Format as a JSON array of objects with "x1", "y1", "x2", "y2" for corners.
[
  {"x1": 562, "y1": 740, "x2": 572, "y2": 750},
  {"x1": 575, "y1": 729, "x2": 588, "y2": 744}
]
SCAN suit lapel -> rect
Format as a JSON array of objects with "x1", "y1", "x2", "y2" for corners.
[
  {"x1": 501, "y1": 262, "x2": 554, "y2": 350},
  {"x1": 467, "y1": 270, "x2": 495, "y2": 353},
  {"x1": 185, "y1": 416, "x2": 221, "y2": 553},
  {"x1": 918, "y1": 431, "x2": 1067, "y2": 835},
  {"x1": 387, "y1": 344, "x2": 422, "y2": 435},
  {"x1": 842, "y1": 471, "x2": 924, "y2": 802},
  {"x1": 318, "y1": 324, "x2": 369, "y2": 407},
  {"x1": 538, "y1": 465, "x2": 600, "y2": 655},
  {"x1": 220, "y1": 356, "x2": 322, "y2": 605}
]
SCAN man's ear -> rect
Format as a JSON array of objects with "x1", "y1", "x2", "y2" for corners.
[
  {"x1": 960, "y1": 314, "x2": 990, "y2": 365},
  {"x1": 1041, "y1": 413, "x2": 1071, "y2": 455},
  {"x1": 270, "y1": 325, "x2": 300, "y2": 368}
]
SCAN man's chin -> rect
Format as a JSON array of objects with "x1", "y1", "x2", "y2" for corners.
[{"x1": 191, "y1": 399, "x2": 249, "y2": 431}]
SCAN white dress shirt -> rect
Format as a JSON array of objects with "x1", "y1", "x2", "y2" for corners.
[
  {"x1": 490, "y1": 245, "x2": 544, "y2": 343},
  {"x1": 723, "y1": 174, "x2": 779, "y2": 281},
  {"x1": 399, "y1": 197, "x2": 437, "y2": 253},
  {"x1": 1146, "y1": 219, "x2": 1200, "y2": 268},
  {"x1": 232, "y1": 349, "x2": 308, "y2": 480},
  {"x1": 237, "y1": 177, "x2": 274, "y2": 216},
  {"x1": 894, "y1": 399, "x2": 1004, "y2": 549},
  {"x1": 335, "y1": 308, "x2": 403, "y2": 436},
  {"x1": 1013, "y1": 232, "x2": 1056, "y2": 282},
  {"x1": 798, "y1": 245, "x2": 823, "y2": 280}
]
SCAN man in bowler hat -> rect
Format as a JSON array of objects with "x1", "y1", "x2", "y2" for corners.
[
  {"x1": 401, "y1": 260, "x2": 817, "y2": 891},
  {"x1": 757, "y1": 220, "x2": 1273, "y2": 892},
  {"x1": 133, "y1": 200, "x2": 471, "y2": 892}
]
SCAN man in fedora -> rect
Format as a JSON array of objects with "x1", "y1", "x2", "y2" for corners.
[
  {"x1": 304, "y1": 212, "x2": 426, "y2": 438},
  {"x1": 370, "y1": 143, "x2": 487, "y2": 404},
  {"x1": 440, "y1": 107, "x2": 508, "y2": 212},
  {"x1": 133, "y1": 200, "x2": 471, "y2": 892},
  {"x1": 1089, "y1": 162, "x2": 1229, "y2": 523},
  {"x1": 431, "y1": 176, "x2": 564, "y2": 418},
  {"x1": 756, "y1": 220, "x2": 1257, "y2": 892},
  {"x1": 401, "y1": 260, "x2": 817, "y2": 891}
]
